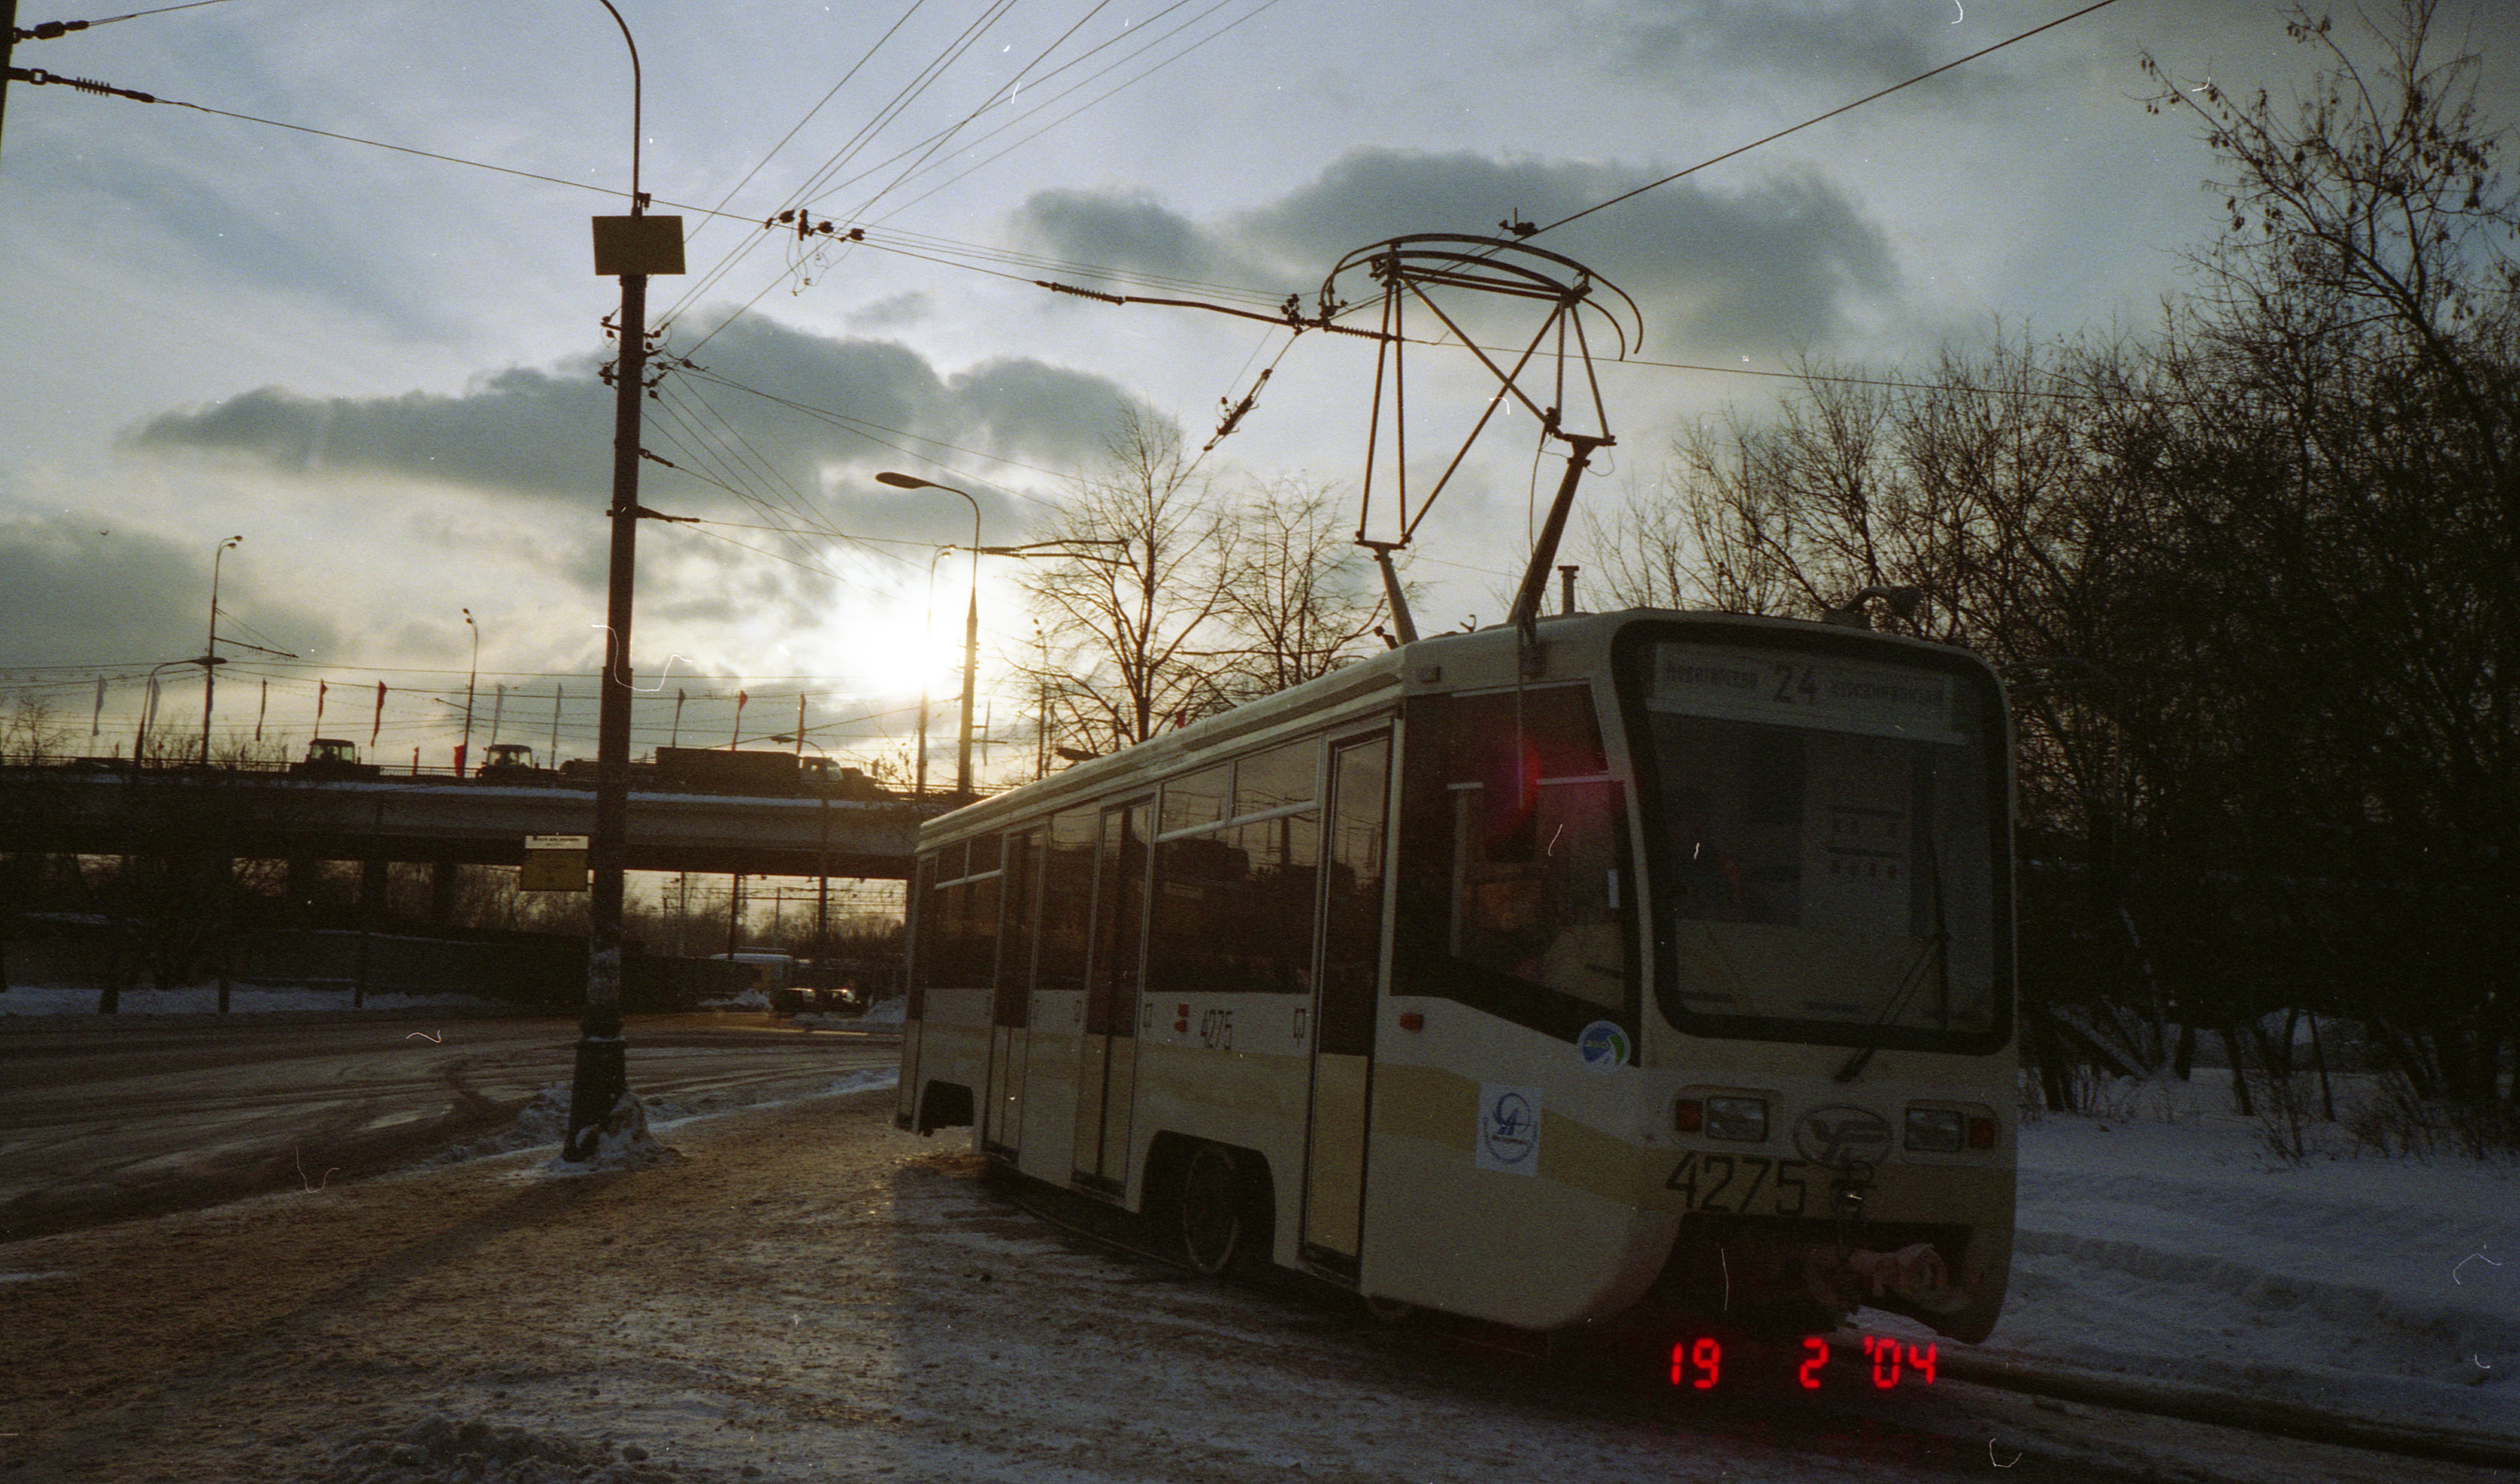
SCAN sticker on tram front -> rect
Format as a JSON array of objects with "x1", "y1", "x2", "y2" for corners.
[
  {"x1": 1476, "y1": 1083, "x2": 1542, "y2": 1174},
  {"x1": 1577, "y1": 1020, "x2": 1630, "y2": 1074}
]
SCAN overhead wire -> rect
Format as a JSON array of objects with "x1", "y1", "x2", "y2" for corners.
[
  {"x1": 666, "y1": 0, "x2": 1039, "y2": 347},
  {"x1": 1524, "y1": 0, "x2": 2125, "y2": 242},
  {"x1": 658, "y1": 0, "x2": 937, "y2": 325},
  {"x1": 677, "y1": 0, "x2": 1285, "y2": 353},
  {"x1": 864, "y1": 0, "x2": 1287, "y2": 226}
]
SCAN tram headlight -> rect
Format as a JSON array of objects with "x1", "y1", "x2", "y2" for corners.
[
  {"x1": 1904, "y1": 1106, "x2": 1965, "y2": 1152},
  {"x1": 1702, "y1": 1096, "x2": 1768, "y2": 1142}
]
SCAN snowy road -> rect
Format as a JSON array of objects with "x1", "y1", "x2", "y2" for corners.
[
  {"x1": 0, "y1": 1013, "x2": 895, "y2": 1239},
  {"x1": 5, "y1": 1086, "x2": 2510, "y2": 1484}
]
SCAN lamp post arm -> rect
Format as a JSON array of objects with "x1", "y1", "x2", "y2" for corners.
[{"x1": 591, "y1": 0, "x2": 643, "y2": 209}]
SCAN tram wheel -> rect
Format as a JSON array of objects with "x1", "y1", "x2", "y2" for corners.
[{"x1": 1178, "y1": 1143, "x2": 1246, "y2": 1278}]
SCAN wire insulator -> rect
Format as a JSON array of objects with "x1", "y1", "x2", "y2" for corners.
[{"x1": 13, "y1": 68, "x2": 157, "y2": 102}]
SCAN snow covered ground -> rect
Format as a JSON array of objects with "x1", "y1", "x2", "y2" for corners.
[
  {"x1": 2, "y1": 999, "x2": 2511, "y2": 1481},
  {"x1": 1972, "y1": 1070, "x2": 2517, "y2": 1440}
]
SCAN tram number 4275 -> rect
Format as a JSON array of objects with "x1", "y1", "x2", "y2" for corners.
[
  {"x1": 1664, "y1": 1151, "x2": 1814, "y2": 1215},
  {"x1": 1670, "y1": 1336, "x2": 1940, "y2": 1391}
]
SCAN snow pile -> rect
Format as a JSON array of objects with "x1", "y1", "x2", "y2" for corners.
[
  {"x1": 695, "y1": 988, "x2": 770, "y2": 1011},
  {"x1": 539, "y1": 1092, "x2": 678, "y2": 1173},
  {"x1": 432, "y1": 1086, "x2": 575, "y2": 1164},
  {"x1": 858, "y1": 995, "x2": 906, "y2": 1025},
  {"x1": 823, "y1": 1067, "x2": 898, "y2": 1097},
  {"x1": 317, "y1": 1413, "x2": 729, "y2": 1483}
]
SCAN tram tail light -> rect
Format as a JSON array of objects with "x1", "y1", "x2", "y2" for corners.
[
  {"x1": 1673, "y1": 1098, "x2": 1703, "y2": 1133},
  {"x1": 1967, "y1": 1116, "x2": 1997, "y2": 1150}
]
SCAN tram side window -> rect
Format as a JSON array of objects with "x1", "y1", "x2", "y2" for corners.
[
  {"x1": 1397, "y1": 685, "x2": 1634, "y2": 1034},
  {"x1": 1036, "y1": 808, "x2": 1098, "y2": 995},
  {"x1": 1147, "y1": 741, "x2": 1322, "y2": 997},
  {"x1": 910, "y1": 854, "x2": 940, "y2": 1005},
  {"x1": 1450, "y1": 780, "x2": 1628, "y2": 1012},
  {"x1": 996, "y1": 830, "x2": 1039, "y2": 1026},
  {"x1": 913, "y1": 838, "x2": 1009, "y2": 991}
]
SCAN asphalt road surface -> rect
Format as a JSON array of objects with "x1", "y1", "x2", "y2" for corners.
[{"x1": 0, "y1": 1011, "x2": 897, "y2": 1240}]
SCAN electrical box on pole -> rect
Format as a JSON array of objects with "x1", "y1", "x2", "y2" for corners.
[{"x1": 591, "y1": 215, "x2": 685, "y2": 276}]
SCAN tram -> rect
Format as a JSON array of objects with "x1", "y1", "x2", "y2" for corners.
[{"x1": 896, "y1": 607, "x2": 2015, "y2": 1346}]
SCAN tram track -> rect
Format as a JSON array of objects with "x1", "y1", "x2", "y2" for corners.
[{"x1": 980, "y1": 1163, "x2": 2518, "y2": 1481}]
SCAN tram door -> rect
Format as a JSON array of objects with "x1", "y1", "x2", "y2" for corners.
[
  {"x1": 1073, "y1": 798, "x2": 1151, "y2": 1194},
  {"x1": 981, "y1": 829, "x2": 1040, "y2": 1159},
  {"x1": 1301, "y1": 732, "x2": 1391, "y2": 1275}
]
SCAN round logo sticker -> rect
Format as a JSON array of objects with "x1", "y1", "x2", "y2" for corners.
[{"x1": 1577, "y1": 1020, "x2": 1631, "y2": 1074}]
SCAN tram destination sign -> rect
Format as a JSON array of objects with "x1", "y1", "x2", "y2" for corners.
[{"x1": 1647, "y1": 643, "x2": 1967, "y2": 743}]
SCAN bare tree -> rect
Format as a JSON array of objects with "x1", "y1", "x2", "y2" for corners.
[
  {"x1": 1014, "y1": 406, "x2": 1236, "y2": 755},
  {"x1": 1213, "y1": 479, "x2": 1388, "y2": 699}
]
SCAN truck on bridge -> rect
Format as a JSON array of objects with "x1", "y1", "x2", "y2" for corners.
[
  {"x1": 290, "y1": 738, "x2": 381, "y2": 779},
  {"x1": 554, "y1": 747, "x2": 890, "y2": 799}
]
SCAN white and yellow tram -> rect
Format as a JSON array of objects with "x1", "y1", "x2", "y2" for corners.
[{"x1": 897, "y1": 608, "x2": 2015, "y2": 1345}]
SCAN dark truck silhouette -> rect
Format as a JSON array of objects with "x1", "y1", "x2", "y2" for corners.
[
  {"x1": 290, "y1": 737, "x2": 382, "y2": 779},
  {"x1": 555, "y1": 746, "x2": 888, "y2": 797},
  {"x1": 474, "y1": 742, "x2": 552, "y2": 781}
]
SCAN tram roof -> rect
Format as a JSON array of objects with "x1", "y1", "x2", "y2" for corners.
[{"x1": 915, "y1": 607, "x2": 1998, "y2": 851}]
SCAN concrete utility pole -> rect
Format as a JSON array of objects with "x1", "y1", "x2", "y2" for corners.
[
  {"x1": 567, "y1": 0, "x2": 684, "y2": 1164},
  {"x1": 458, "y1": 607, "x2": 478, "y2": 775},
  {"x1": 201, "y1": 535, "x2": 240, "y2": 762}
]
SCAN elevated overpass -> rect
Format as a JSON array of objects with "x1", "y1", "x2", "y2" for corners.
[{"x1": 0, "y1": 767, "x2": 960, "y2": 880}]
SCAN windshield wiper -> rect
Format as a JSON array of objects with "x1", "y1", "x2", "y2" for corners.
[{"x1": 1833, "y1": 825, "x2": 1949, "y2": 1084}]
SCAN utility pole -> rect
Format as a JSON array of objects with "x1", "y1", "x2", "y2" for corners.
[
  {"x1": 566, "y1": 1, "x2": 683, "y2": 1164},
  {"x1": 458, "y1": 607, "x2": 478, "y2": 775},
  {"x1": 200, "y1": 535, "x2": 240, "y2": 762}
]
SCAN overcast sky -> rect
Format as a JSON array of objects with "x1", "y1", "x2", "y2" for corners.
[{"x1": 5, "y1": 0, "x2": 2515, "y2": 780}]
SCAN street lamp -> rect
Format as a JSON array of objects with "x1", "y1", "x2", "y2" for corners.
[
  {"x1": 200, "y1": 535, "x2": 241, "y2": 762},
  {"x1": 459, "y1": 607, "x2": 479, "y2": 776},
  {"x1": 878, "y1": 472, "x2": 982, "y2": 796}
]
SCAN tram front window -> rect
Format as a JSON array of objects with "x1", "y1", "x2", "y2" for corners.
[{"x1": 1624, "y1": 638, "x2": 2007, "y2": 1050}]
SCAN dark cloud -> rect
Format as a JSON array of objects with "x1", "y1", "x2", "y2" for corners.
[
  {"x1": 127, "y1": 314, "x2": 1138, "y2": 541},
  {"x1": 0, "y1": 513, "x2": 341, "y2": 668},
  {"x1": 1014, "y1": 188, "x2": 1223, "y2": 283},
  {"x1": 127, "y1": 368, "x2": 611, "y2": 500},
  {"x1": 1012, "y1": 148, "x2": 1897, "y2": 353}
]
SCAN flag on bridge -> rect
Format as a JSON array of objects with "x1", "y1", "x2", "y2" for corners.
[{"x1": 371, "y1": 681, "x2": 387, "y2": 746}]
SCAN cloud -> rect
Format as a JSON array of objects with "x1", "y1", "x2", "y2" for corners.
[
  {"x1": 845, "y1": 292, "x2": 935, "y2": 331},
  {"x1": 1566, "y1": 0, "x2": 2010, "y2": 98},
  {"x1": 125, "y1": 314, "x2": 1143, "y2": 542},
  {"x1": 1011, "y1": 148, "x2": 1898, "y2": 353},
  {"x1": 0, "y1": 512, "x2": 341, "y2": 669}
]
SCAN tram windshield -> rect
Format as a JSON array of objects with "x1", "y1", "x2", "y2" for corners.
[{"x1": 1622, "y1": 637, "x2": 2007, "y2": 1052}]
